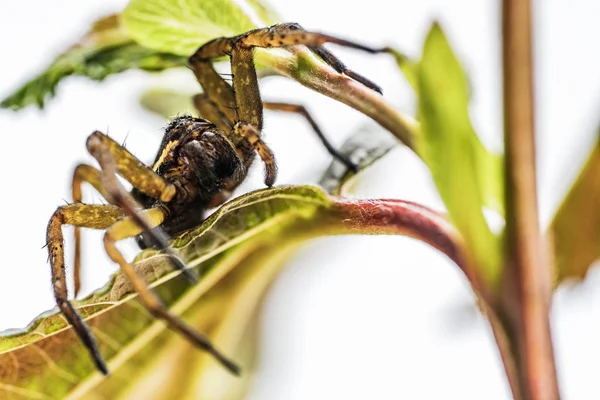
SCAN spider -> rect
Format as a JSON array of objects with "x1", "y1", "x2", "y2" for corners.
[{"x1": 46, "y1": 22, "x2": 385, "y2": 376}]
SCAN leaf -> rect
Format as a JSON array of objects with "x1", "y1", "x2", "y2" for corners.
[
  {"x1": 0, "y1": 182, "x2": 465, "y2": 398},
  {"x1": 387, "y1": 48, "x2": 419, "y2": 92},
  {"x1": 551, "y1": 135, "x2": 600, "y2": 283},
  {"x1": 140, "y1": 88, "x2": 198, "y2": 118},
  {"x1": 388, "y1": 45, "x2": 503, "y2": 216},
  {"x1": 416, "y1": 23, "x2": 504, "y2": 283},
  {"x1": 123, "y1": 0, "x2": 279, "y2": 56},
  {"x1": 0, "y1": 14, "x2": 188, "y2": 110},
  {"x1": 319, "y1": 122, "x2": 399, "y2": 195}
]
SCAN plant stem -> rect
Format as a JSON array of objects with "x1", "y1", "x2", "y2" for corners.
[
  {"x1": 501, "y1": 0, "x2": 559, "y2": 398},
  {"x1": 264, "y1": 48, "x2": 419, "y2": 151}
]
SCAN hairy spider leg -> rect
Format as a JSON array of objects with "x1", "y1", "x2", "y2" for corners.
[
  {"x1": 72, "y1": 164, "x2": 110, "y2": 296},
  {"x1": 193, "y1": 93, "x2": 358, "y2": 173},
  {"x1": 49, "y1": 131, "x2": 242, "y2": 375},
  {"x1": 189, "y1": 23, "x2": 386, "y2": 186},
  {"x1": 234, "y1": 22, "x2": 387, "y2": 54},
  {"x1": 307, "y1": 45, "x2": 383, "y2": 94},
  {"x1": 189, "y1": 41, "x2": 275, "y2": 185},
  {"x1": 47, "y1": 203, "x2": 125, "y2": 374},
  {"x1": 73, "y1": 131, "x2": 198, "y2": 284},
  {"x1": 193, "y1": 93, "x2": 232, "y2": 133},
  {"x1": 189, "y1": 40, "x2": 238, "y2": 126},
  {"x1": 103, "y1": 214, "x2": 241, "y2": 375},
  {"x1": 85, "y1": 132, "x2": 177, "y2": 202},
  {"x1": 233, "y1": 121, "x2": 277, "y2": 186}
]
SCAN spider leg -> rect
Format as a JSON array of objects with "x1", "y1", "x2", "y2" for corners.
[
  {"x1": 236, "y1": 23, "x2": 387, "y2": 55},
  {"x1": 189, "y1": 46, "x2": 263, "y2": 172},
  {"x1": 308, "y1": 45, "x2": 382, "y2": 94},
  {"x1": 191, "y1": 42, "x2": 276, "y2": 187},
  {"x1": 189, "y1": 40, "x2": 238, "y2": 125},
  {"x1": 71, "y1": 164, "x2": 111, "y2": 296},
  {"x1": 193, "y1": 93, "x2": 232, "y2": 133},
  {"x1": 228, "y1": 23, "x2": 386, "y2": 129},
  {"x1": 233, "y1": 121, "x2": 277, "y2": 186},
  {"x1": 85, "y1": 131, "x2": 197, "y2": 283},
  {"x1": 85, "y1": 132, "x2": 176, "y2": 202},
  {"x1": 103, "y1": 216, "x2": 240, "y2": 375},
  {"x1": 262, "y1": 102, "x2": 358, "y2": 172},
  {"x1": 189, "y1": 23, "x2": 384, "y2": 187},
  {"x1": 189, "y1": 45, "x2": 276, "y2": 187},
  {"x1": 193, "y1": 93, "x2": 277, "y2": 185},
  {"x1": 47, "y1": 203, "x2": 125, "y2": 374}
]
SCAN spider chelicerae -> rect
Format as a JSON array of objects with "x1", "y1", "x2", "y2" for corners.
[{"x1": 46, "y1": 22, "x2": 385, "y2": 375}]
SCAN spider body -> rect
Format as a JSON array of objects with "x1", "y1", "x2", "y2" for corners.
[
  {"x1": 46, "y1": 23, "x2": 386, "y2": 376},
  {"x1": 132, "y1": 116, "x2": 244, "y2": 241}
]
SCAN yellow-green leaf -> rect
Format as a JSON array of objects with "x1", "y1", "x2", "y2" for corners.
[
  {"x1": 123, "y1": 0, "x2": 279, "y2": 56},
  {"x1": 551, "y1": 135, "x2": 600, "y2": 283},
  {"x1": 388, "y1": 44, "x2": 503, "y2": 217},
  {"x1": 416, "y1": 22, "x2": 503, "y2": 283},
  {"x1": 388, "y1": 48, "x2": 419, "y2": 93}
]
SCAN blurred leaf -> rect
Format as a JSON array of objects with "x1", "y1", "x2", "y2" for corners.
[
  {"x1": 552, "y1": 135, "x2": 600, "y2": 283},
  {"x1": 0, "y1": 14, "x2": 187, "y2": 110},
  {"x1": 123, "y1": 0, "x2": 278, "y2": 56},
  {"x1": 416, "y1": 23, "x2": 503, "y2": 283},
  {"x1": 0, "y1": 181, "x2": 464, "y2": 398},
  {"x1": 140, "y1": 88, "x2": 197, "y2": 118},
  {"x1": 319, "y1": 123, "x2": 399, "y2": 195},
  {"x1": 388, "y1": 48, "x2": 419, "y2": 92},
  {"x1": 389, "y1": 44, "x2": 503, "y2": 216}
]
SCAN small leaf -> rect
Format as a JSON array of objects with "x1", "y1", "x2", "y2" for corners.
[
  {"x1": 416, "y1": 23, "x2": 504, "y2": 283},
  {"x1": 0, "y1": 14, "x2": 187, "y2": 110},
  {"x1": 319, "y1": 123, "x2": 399, "y2": 195},
  {"x1": 387, "y1": 48, "x2": 419, "y2": 92},
  {"x1": 123, "y1": 0, "x2": 279, "y2": 56},
  {"x1": 140, "y1": 88, "x2": 197, "y2": 118},
  {"x1": 551, "y1": 135, "x2": 600, "y2": 283}
]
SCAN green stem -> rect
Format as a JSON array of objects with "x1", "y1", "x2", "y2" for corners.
[{"x1": 260, "y1": 47, "x2": 419, "y2": 151}]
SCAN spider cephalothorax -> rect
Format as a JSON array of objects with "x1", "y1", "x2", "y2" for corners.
[
  {"x1": 132, "y1": 115, "x2": 244, "y2": 239},
  {"x1": 46, "y1": 22, "x2": 386, "y2": 376}
]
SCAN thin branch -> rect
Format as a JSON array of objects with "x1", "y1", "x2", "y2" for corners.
[
  {"x1": 263, "y1": 47, "x2": 419, "y2": 152},
  {"x1": 501, "y1": 0, "x2": 559, "y2": 399}
]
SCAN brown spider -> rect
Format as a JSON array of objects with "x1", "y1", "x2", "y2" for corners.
[{"x1": 46, "y1": 22, "x2": 385, "y2": 376}]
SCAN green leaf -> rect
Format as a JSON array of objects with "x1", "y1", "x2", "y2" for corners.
[
  {"x1": 388, "y1": 48, "x2": 419, "y2": 93},
  {"x1": 140, "y1": 88, "x2": 198, "y2": 118},
  {"x1": 123, "y1": 0, "x2": 279, "y2": 56},
  {"x1": 1, "y1": 14, "x2": 188, "y2": 110},
  {"x1": 0, "y1": 179, "x2": 465, "y2": 398},
  {"x1": 388, "y1": 45, "x2": 503, "y2": 216},
  {"x1": 416, "y1": 22, "x2": 503, "y2": 283},
  {"x1": 551, "y1": 135, "x2": 600, "y2": 283}
]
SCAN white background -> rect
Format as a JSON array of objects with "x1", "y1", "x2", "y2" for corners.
[{"x1": 1, "y1": 0, "x2": 600, "y2": 399}]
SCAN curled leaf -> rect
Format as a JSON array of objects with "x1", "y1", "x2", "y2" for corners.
[{"x1": 0, "y1": 182, "x2": 465, "y2": 398}]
